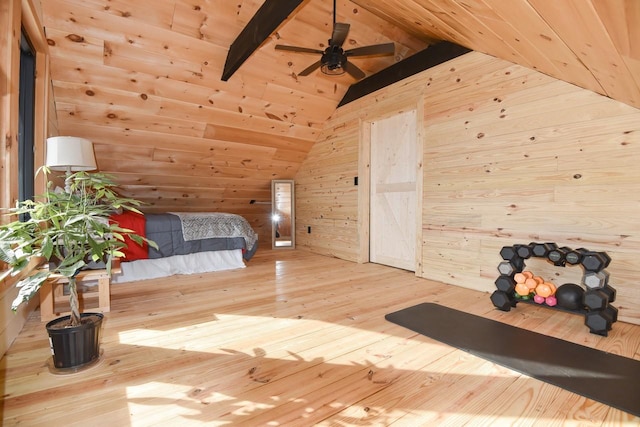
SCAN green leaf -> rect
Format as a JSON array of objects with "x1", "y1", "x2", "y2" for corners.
[
  {"x1": 112, "y1": 249, "x2": 126, "y2": 258},
  {"x1": 41, "y1": 236, "x2": 54, "y2": 259},
  {"x1": 58, "y1": 260, "x2": 86, "y2": 278},
  {"x1": 11, "y1": 272, "x2": 50, "y2": 311},
  {"x1": 111, "y1": 232, "x2": 125, "y2": 242},
  {"x1": 128, "y1": 234, "x2": 144, "y2": 245}
]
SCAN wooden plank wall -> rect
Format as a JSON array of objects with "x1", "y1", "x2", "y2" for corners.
[
  {"x1": 295, "y1": 51, "x2": 640, "y2": 325},
  {"x1": 296, "y1": 122, "x2": 361, "y2": 262}
]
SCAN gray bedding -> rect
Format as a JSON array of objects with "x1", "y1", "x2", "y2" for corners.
[{"x1": 145, "y1": 213, "x2": 258, "y2": 261}]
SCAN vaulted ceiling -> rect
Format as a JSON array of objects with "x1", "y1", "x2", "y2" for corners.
[
  {"x1": 355, "y1": 0, "x2": 640, "y2": 108},
  {"x1": 41, "y1": 0, "x2": 639, "y2": 234}
]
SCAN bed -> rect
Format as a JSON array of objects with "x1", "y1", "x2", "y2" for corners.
[{"x1": 108, "y1": 211, "x2": 258, "y2": 283}]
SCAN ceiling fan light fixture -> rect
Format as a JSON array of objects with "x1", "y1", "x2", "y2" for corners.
[
  {"x1": 320, "y1": 48, "x2": 347, "y2": 75},
  {"x1": 320, "y1": 62, "x2": 345, "y2": 75}
]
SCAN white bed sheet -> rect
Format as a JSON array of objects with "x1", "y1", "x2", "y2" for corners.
[{"x1": 112, "y1": 249, "x2": 245, "y2": 283}]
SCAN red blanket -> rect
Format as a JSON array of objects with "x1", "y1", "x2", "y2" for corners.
[{"x1": 109, "y1": 211, "x2": 148, "y2": 261}]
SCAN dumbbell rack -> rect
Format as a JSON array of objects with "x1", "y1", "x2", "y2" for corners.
[{"x1": 490, "y1": 242, "x2": 618, "y2": 336}]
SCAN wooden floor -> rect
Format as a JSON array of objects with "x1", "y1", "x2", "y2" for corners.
[{"x1": 2, "y1": 249, "x2": 639, "y2": 426}]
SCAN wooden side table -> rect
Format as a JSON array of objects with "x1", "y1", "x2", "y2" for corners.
[{"x1": 39, "y1": 259, "x2": 121, "y2": 322}]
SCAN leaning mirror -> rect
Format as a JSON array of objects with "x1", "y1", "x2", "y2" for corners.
[{"x1": 271, "y1": 180, "x2": 295, "y2": 249}]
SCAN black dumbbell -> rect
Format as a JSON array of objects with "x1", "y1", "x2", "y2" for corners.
[
  {"x1": 601, "y1": 284, "x2": 616, "y2": 303},
  {"x1": 583, "y1": 289, "x2": 609, "y2": 311},
  {"x1": 563, "y1": 247, "x2": 582, "y2": 265},
  {"x1": 495, "y1": 275, "x2": 516, "y2": 293},
  {"x1": 491, "y1": 290, "x2": 517, "y2": 311},
  {"x1": 585, "y1": 308, "x2": 616, "y2": 336},
  {"x1": 500, "y1": 246, "x2": 520, "y2": 262},
  {"x1": 515, "y1": 244, "x2": 533, "y2": 259},
  {"x1": 531, "y1": 242, "x2": 557, "y2": 258},
  {"x1": 604, "y1": 304, "x2": 618, "y2": 323},
  {"x1": 547, "y1": 247, "x2": 568, "y2": 267},
  {"x1": 581, "y1": 251, "x2": 611, "y2": 272}
]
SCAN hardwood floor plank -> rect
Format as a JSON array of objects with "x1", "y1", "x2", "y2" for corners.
[
  {"x1": 323, "y1": 352, "x2": 520, "y2": 426},
  {"x1": 2, "y1": 249, "x2": 639, "y2": 425},
  {"x1": 467, "y1": 376, "x2": 611, "y2": 427}
]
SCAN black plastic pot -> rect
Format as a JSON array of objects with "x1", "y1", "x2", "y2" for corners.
[{"x1": 46, "y1": 313, "x2": 104, "y2": 369}]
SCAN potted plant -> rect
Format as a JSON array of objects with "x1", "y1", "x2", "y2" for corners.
[{"x1": 0, "y1": 168, "x2": 155, "y2": 370}]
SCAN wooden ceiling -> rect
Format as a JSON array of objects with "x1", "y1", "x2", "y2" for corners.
[
  {"x1": 353, "y1": 0, "x2": 640, "y2": 108},
  {"x1": 41, "y1": 0, "x2": 639, "y2": 233}
]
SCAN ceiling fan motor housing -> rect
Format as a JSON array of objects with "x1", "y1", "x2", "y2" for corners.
[{"x1": 321, "y1": 45, "x2": 347, "y2": 75}]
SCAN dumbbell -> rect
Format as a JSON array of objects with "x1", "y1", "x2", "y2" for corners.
[
  {"x1": 604, "y1": 304, "x2": 618, "y2": 323},
  {"x1": 584, "y1": 305, "x2": 617, "y2": 336},
  {"x1": 513, "y1": 271, "x2": 533, "y2": 284},
  {"x1": 601, "y1": 284, "x2": 616, "y2": 303},
  {"x1": 580, "y1": 250, "x2": 611, "y2": 272},
  {"x1": 515, "y1": 282, "x2": 533, "y2": 298},
  {"x1": 490, "y1": 290, "x2": 517, "y2": 311},
  {"x1": 497, "y1": 260, "x2": 524, "y2": 276},
  {"x1": 583, "y1": 289, "x2": 609, "y2": 311},
  {"x1": 515, "y1": 244, "x2": 533, "y2": 259},
  {"x1": 582, "y1": 270, "x2": 616, "y2": 303},
  {"x1": 495, "y1": 275, "x2": 516, "y2": 293},
  {"x1": 588, "y1": 283, "x2": 618, "y2": 304},
  {"x1": 530, "y1": 242, "x2": 557, "y2": 258},
  {"x1": 583, "y1": 270, "x2": 610, "y2": 289},
  {"x1": 547, "y1": 246, "x2": 581, "y2": 266},
  {"x1": 547, "y1": 247, "x2": 568, "y2": 267},
  {"x1": 500, "y1": 246, "x2": 522, "y2": 262},
  {"x1": 563, "y1": 247, "x2": 583, "y2": 265}
]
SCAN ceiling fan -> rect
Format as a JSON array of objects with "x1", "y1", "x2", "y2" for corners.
[{"x1": 275, "y1": 0, "x2": 395, "y2": 79}]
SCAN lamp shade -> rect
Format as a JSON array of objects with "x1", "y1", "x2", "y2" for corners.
[{"x1": 46, "y1": 136, "x2": 97, "y2": 172}]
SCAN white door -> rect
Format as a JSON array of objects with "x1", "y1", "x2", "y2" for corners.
[{"x1": 370, "y1": 110, "x2": 418, "y2": 271}]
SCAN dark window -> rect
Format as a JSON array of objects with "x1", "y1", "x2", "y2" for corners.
[{"x1": 19, "y1": 29, "x2": 36, "y2": 207}]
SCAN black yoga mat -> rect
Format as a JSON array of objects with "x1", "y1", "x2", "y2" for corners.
[{"x1": 385, "y1": 302, "x2": 640, "y2": 417}]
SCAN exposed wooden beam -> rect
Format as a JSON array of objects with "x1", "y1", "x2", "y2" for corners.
[
  {"x1": 338, "y1": 41, "x2": 472, "y2": 107},
  {"x1": 221, "y1": 0, "x2": 308, "y2": 81}
]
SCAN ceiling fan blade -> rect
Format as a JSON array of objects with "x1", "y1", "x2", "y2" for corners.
[
  {"x1": 344, "y1": 61, "x2": 366, "y2": 80},
  {"x1": 275, "y1": 45, "x2": 324, "y2": 55},
  {"x1": 298, "y1": 60, "x2": 322, "y2": 76},
  {"x1": 345, "y1": 43, "x2": 395, "y2": 57},
  {"x1": 331, "y1": 22, "x2": 350, "y2": 47}
]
